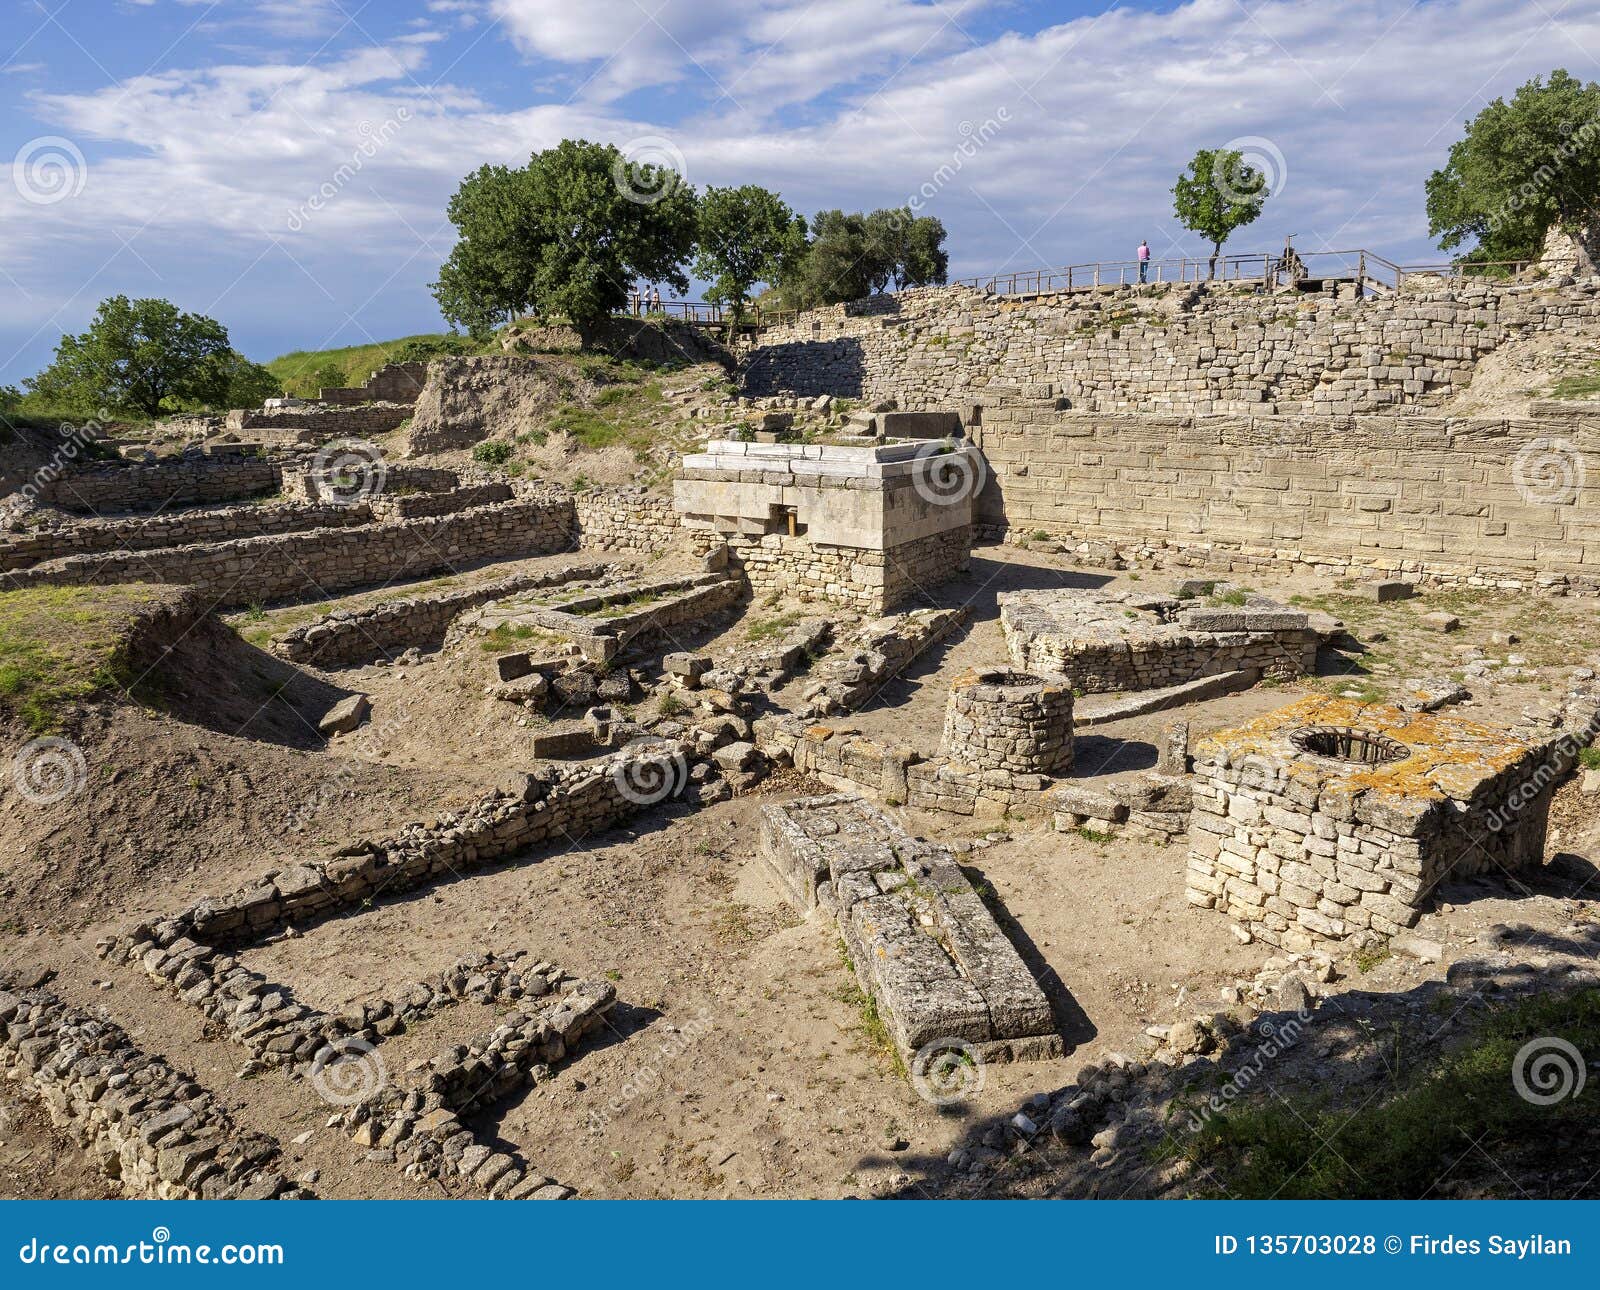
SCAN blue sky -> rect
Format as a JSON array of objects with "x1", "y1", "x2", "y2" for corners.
[{"x1": 4, "y1": 0, "x2": 1600, "y2": 383}]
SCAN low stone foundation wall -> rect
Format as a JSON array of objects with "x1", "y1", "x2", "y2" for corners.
[
  {"x1": 369, "y1": 482, "x2": 511, "y2": 519},
  {"x1": 8, "y1": 499, "x2": 577, "y2": 606},
  {"x1": 761, "y1": 794, "x2": 1060, "y2": 1063},
  {"x1": 1001, "y1": 588, "x2": 1315, "y2": 693},
  {"x1": 227, "y1": 403, "x2": 412, "y2": 437},
  {"x1": 317, "y1": 361, "x2": 428, "y2": 406},
  {"x1": 273, "y1": 561, "x2": 611, "y2": 667},
  {"x1": 709, "y1": 526, "x2": 970, "y2": 614},
  {"x1": 0, "y1": 981, "x2": 300, "y2": 1199},
  {"x1": 36, "y1": 457, "x2": 280, "y2": 514},
  {"x1": 0, "y1": 501, "x2": 369, "y2": 572}
]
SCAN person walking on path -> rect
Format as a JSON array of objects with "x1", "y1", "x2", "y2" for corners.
[{"x1": 1137, "y1": 240, "x2": 1150, "y2": 283}]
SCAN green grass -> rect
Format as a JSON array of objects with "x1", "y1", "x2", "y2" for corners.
[
  {"x1": 1579, "y1": 747, "x2": 1600, "y2": 771},
  {"x1": 0, "y1": 584, "x2": 172, "y2": 730},
  {"x1": 1169, "y1": 988, "x2": 1600, "y2": 1198},
  {"x1": 836, "y1": 940, "x2": 905, "y2": 1078},
  {"x1": 266, "y1": 333, "x2": 471, "y2": 399},
  {"x1": 1550, "y1": 363, "x2": 1600, "y2": 400},
  {"x1": 744, "y1": 611, "x2": 804, "y2": 643}
]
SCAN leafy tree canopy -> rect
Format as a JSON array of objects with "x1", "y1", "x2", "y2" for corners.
[
  {"x1": 1426, "y1": 69, "x2": 1600, "y2": 263},
  {"x1": 778, "y1": 207, "x2": 950, "y2": 308},
  {"x1": 693, "y1": 185, "x2": 807, "y2": 321},
  {"x1": 1171, "y1": 147, "x2": 1267, "y2": 275},
  {"x1": 432, "y1": 139, "x2": 697, "y2": 338},
  {"x1": 25, "y1": 296, "x2": 235, "y2": 418}
]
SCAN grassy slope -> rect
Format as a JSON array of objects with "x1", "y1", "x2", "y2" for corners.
[
  {"x1": 1170, "y1": 988, "x2": 1600, "y2": 1198},
  {"x1": 266, "y1": 334, "x2": 460, "y2": 398},
  {"x1": 0, "y1": 584, "x2": 173, "y2": 730}
]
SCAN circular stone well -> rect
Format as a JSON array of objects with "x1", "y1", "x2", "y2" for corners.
[
  {"x1": 1288, "y1": 724, "x2": 1410, "y2": 766},
  {"x1": 941, "y1": 666, "x2": 1074, "y2": 775}
]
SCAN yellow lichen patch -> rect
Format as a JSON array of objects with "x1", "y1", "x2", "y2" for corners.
[{"x1": 1197, "y1": 694, "x2": 1536, "y2": 803}]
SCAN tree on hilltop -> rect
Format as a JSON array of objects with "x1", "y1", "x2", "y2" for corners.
[
  {"x1": 1427, "y1": 69, "x2": 1600, "y2": 265},
  {"x1": 1172, "y1": 147, "x2": 1268, "y2": 278},
  {"x1": 432, "y1": 139, "x2": 698, "y2": 339},
  {"x1": 25, "y1": 296, "x2": 245, "y2": 417},
  {"x1": 693, "y1": 185, "x2": 808, "y2": 324}
]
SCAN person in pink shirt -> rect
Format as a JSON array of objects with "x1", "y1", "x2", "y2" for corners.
[{"x1": 1137, "y1": 239, "x2": 1150, "y2": 283}]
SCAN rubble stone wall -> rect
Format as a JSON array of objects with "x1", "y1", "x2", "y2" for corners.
[
  {"x1": 226, "y1": 404, "x2": 412, "y2": 436},
  {"x1": 8, "y1": 499, "x2": 577, "y2": 606},
  {"x1": 0, "y1": 983, "x2": 299, "y2": 1199},
  {"x1": 574, "y1": 488, "x2": 682, "y2": 554},
  {"x1": 0, "y1": 500, "x2": 368, "y2": 571},
  {"x1": 317, "y1": 361, "x2": 429, "y2": 406},
  {"x1": 273, "y1": 561, "x2": 612, "y2": 667},
  {"x1": 743, "y1": 278, "x2": 1600, "y2": 414},
  {"x1": 35, "y1": 457, "x2": 280, "y2": 513}
]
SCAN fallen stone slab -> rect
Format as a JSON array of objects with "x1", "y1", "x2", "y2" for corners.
[
  {"x1": 318, "y1": 693, "x2": 370, "y2": 735},
  {"x1": 1074, "y1": 669, "x2": 1257, "y2": 727},
  {"x1": 760, "y1": 794, "x2": 1061, "y2": 1065}
]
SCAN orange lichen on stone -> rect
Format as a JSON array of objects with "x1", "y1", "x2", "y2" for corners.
[{"x1": 1196, "y1": 695, "x2": 1535, "y2": 803}]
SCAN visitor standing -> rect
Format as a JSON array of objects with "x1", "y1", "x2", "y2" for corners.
[{"x1": 1137, "y1": 240, "x2": 1150, "y2": 283}]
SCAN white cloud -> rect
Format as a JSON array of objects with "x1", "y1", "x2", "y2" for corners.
[{"x1": 6, "y1": 0, "x2": 1600, "y2": 379}]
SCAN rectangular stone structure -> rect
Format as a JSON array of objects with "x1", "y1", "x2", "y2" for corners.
[
  {"x1": 760, "y1": 793, "x2": 1060, "y2": 1064},
  {"x1": 1186, "y1": 695, "x2": 1561, "y2": 952}
]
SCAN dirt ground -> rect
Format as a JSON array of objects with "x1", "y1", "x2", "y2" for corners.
[{"x1": 4, "y1": 542, "x2": 1599, "y2": 1198}]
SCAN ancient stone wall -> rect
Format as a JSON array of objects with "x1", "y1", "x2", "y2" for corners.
[
  {"x1": 8, "y1": 499, "x2": 577, "y2": 606},
  {"x1": 0, "y1": 982, "x2": 300, "y2": 1199},
  {"x1": 976, "y1": 409, "x2": 1600, "y2": 594},
  {"x1": 35, "y1": 457, "x2": 280, "y2": 513},
  {"x1": 574, "y1": 487, "x2": 682, "y2": 554},
  {"x1": 941, "y1": 667, "x2": 1074, "y2": 774},
  {"x1": 0, "y1": 500, "x2": 368, "y2": 571},
  {"x1": 743, "y1": 279, "x2": 1600, "y2": 414},
  {"x1": 227, "y1": 404, "x2": 412, "y2": 437},
  {"x1": 704, "y1": 526, "x2": 968, "y2": 613},
  {"x1": 317, "y1": 361, "x2": 429, "y2": 406},
  {"x1": 273, "y1": 561, "x2": 611, "y2": 667}
]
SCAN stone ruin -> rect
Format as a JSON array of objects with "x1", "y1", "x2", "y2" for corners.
[
  {"x1": 940, "y1": 667, "x2": 1074, "y2": 775},
  {"x1": 1000, "y1": 585, "x2": 1316, "y2": 694},
  {"x1": 761, "y1": 793, "x2": 1060, "y2": 1064},
  {"x1": 674, "y1": 438, "x2": 976, "y2": 613},
  {"x1": 1185, "y1": 696, "x2": 1560, "y2": 951}
]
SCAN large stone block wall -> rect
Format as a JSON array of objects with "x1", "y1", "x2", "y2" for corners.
[
  {"x1": 35, "y1": 457, "x2": 280, "y2": 514},
  {"x1": 975, "y1": 409, "x2": 1600, "y2": 593},
  {"x1": 743, "y1": 278, "x2": 1600, "y2": 414},
  {"x1": 8, "y1": 499, "x2": 577, "y2": 606}
]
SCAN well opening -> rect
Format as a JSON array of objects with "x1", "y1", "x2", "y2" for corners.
[{"x1": 1288, "y1": 724, "x2": 1409, "y2": 766}]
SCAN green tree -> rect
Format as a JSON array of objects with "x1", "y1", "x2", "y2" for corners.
[
  {"x1": 25, "y1": 296, "x2": 233, "y2": 417},
  {"x1": 432, "y1": 139, "x2": 698, "y2": 339},
  {"x1": 1426, "y1": 69, "x2": 1600, "y2": 264},
  {"x1": 864, "y1": 207, "x2": 949, "y2": 290},
  {"x1": 1171, "y1": 147, "x2": 1268, "y2": 278},
  {"x1": 693, "y1": 185, "x2": 807, "y2": 323},
  {"x1": 210, "y1": 352, "x2": 281, "y2": 409}
]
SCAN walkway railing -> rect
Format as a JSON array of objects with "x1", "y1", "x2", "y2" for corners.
[{"x1": 618, "y1": 301, "x2": 798, "y2": 327}]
